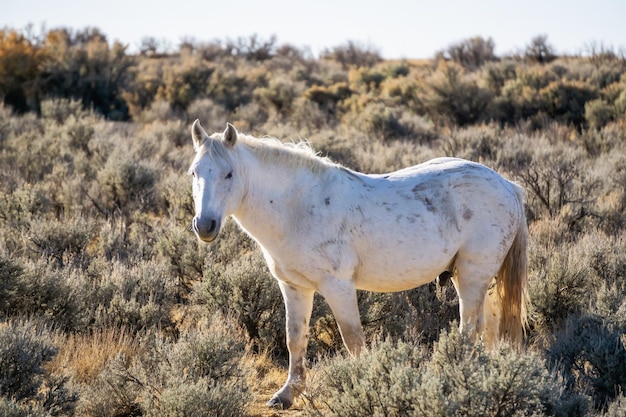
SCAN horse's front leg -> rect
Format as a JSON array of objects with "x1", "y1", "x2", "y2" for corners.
[{"x1": 267, "y1": 281, "x2": 314, "y2": 410}]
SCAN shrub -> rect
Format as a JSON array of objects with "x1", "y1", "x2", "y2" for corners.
[
  {"x1": 0, "y1": 319, "x2": 77, "y2": 415},
  {"x1": 436, "y1": 36, "x2": 497, "y2": 69},
  {"x1": 604, "y1": 393, "x2": 626, "y2": 417},
  {"x1": 421, "y1": 62, "x2": 492, "y2": 126},
  {"x1": 343, "y1": 102, "x2": 408, "y2": 139},
  {"x1": 525, "y1": 35, "x2": 557, "y2": 64},
  {"x1": 516, "y1": 145, "x2": 601, "y2": 223},
  {"x1": 529, "y1": 242, "x2": 595, "y2": 337},
  {"x1": 547, "y1": 315, "x2": 626, "y2": 410},
  {"x1": 41, "y1": 28, "x2": 132, "y2": 120},
  {"x1": 585, "y1": 98, "x2": 614, "y2": 129},
  {"x1": 89, "y1": 146, "x2": 159, "y2": 219},
  {"x1": 0, "y1": 320, "x2": 57, "y2": 401},
  {"x1": 0, "y1": 258, "x2": 81, "y2": 330},
  {"x1": 0, "y1": 397, "x2": 45, "y2": 417},
  {"x1": 85, "y1": 259, "x2": 178, "y2": 332},
  {"x1": 539, "y1": 80, "x2": 597, "y2": 126},
  {"x1": 77, "y1": 316, "x2": 252, "y2": 417},
  {"x1": 321, "y1": 41, "x2": 382, "y2": 69},
  {"x1": 307, "y1": 329, "x2": 582, "y2": 417},
  {"x1": 186, "y1": 98, "x2": 230, "y2": 133},
  {"x1": 191, "y1": 247, "x2": 285, "y2": 353},
  {"x1": 27, "y1": 216, "x2": 92, "y2": 268}
]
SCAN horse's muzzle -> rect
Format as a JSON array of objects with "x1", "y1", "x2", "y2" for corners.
[{"x1": 193, "y1": 216, "x2": 220, "y2": 242}]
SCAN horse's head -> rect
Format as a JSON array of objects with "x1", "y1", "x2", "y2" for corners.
[{"x1": 189, "y1": 120, "x2": 243, "y2": 242}]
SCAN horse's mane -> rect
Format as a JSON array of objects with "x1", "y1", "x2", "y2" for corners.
[{"x1": 234, "y1": 133, "x2": 340, "y2": 175}]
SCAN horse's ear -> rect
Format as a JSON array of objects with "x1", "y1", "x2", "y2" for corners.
[
  {"x1": 223, "y1": 123, "x2": 238, "y2": 147},
  {"x1": 191, "y1": 119, "x2": 208, "y2": 151}
]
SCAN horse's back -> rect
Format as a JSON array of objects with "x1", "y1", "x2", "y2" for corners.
[{"x1": 345, "y1": 158, "x2": 523, "y2": 291}]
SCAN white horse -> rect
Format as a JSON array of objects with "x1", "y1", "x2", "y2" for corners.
[{"x1": 188, "y1": 121, "x2": 528, "y2": 409}]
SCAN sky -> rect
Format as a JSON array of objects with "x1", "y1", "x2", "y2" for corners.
[{"x1": 4, "y1": 0, "x2": 626, "y2": 59}]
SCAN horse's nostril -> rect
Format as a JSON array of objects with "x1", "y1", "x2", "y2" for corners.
[{"x1": 208, "y1": 219, "x2": 217, "y2": 233}]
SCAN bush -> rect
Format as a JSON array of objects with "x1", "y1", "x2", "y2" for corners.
[
  {"x1": 539, "y1": 80, "x2": 597, "y2": 126},
  {"x1": 307, "y1": 329, "x2": 584, "y2": 417},
  {"x1": 0, "y1": 320, "x2": 57, "y2": 401},
  {"x1": 90, "y1": 146, "x2": 159, "y2": 219},
  {"x1": 83, "y1": 259, "x2": 178, "y2": 333},
  {"x1": 0, "y1": 397, "x2": 44, "y2": 417},
  {"x1": 77, "y1": 316, "x2": 252, "y2": 417},
  {"x1": 585, "y1": 98, "x2": 614, "y2": 129},
  {"x1": 0, "y1": 258, "x2": 81, "y2": 330},
  {"x1": 321, "y1": 41, "x2": 382, "y2": 69},
  {"x1": 343, "y1": 102, "x2": 408, "y2": 139},
  {"x1": 191, "y1": 245, "x2": 285, "y2": 353},
  {"x1": 525, "y1": 35, "x2": 557, "y2": 64},
  {"x1": 421, "y1": 62, "x2": 492, "y2": 126},
  {"x1": 0, "y1": 319, "x2": 77, "y2": 415},
  {"x1": 529, "y1": 240, "x2": 596, "y2": 338},
  {"x1": 436, "y1": 36, "x2": 497, "y2": 69},
  {"x1": 548, "y1": 315, "x2": 626, "y2": 410}
]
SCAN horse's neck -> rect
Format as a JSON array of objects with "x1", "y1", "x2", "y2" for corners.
[{"x1": 232, "y1": 150, "x2": 328, "y2": 246}]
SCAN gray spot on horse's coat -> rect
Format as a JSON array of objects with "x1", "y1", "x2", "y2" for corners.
[
  {"x1": 411, "y1": 183, "x2": 428, "y2": 196},
  {"x1": 325, "y1": 197, "x2": 330, "y2": 206},
  {"x1": 424, "y1": 197, "x2": 436, "y2": 212},
  {"x1": 406, "y1": 215, "x2": 418, "y2": 224},
  {"x1": 463, "y1": 208, "x2": 473, "y2": 220}
]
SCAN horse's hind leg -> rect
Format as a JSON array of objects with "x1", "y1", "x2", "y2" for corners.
[
  {"x1": 453, "y1": 259, "x2": 500, "y2": 341},
  {"x1": 482, "y1": 279, "x2": 500, "y2": 348},
  {"x1": 268, "y1": 282, "x2": 314, "y2": 410},
  {"x1": 319, "y1": 277, "x2": 365, "y2": 355}
]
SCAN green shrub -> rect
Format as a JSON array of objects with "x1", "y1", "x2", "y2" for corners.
[
  {"x1": 529, "y1": 243, "x2": 595, "y2": 337},
  {"x1": 0, "y1": 397, "x2": 47, "y2": 417},
  {"x1": 90, "y1": 146, "x2": 159, "y2": 219},
  {"x1": 0, "y1": 320, "x2": 56, "y2": 401},
  {"x1": 151, "y1": 378, "x2": 247, "y2": 417},
  {"x1": 421, "y1": 62, "x2": 492, "y2": 126},
  {"x1": 0, "y1": 258, "x2": 81, "y2": 330},
  {"x1": 436, "y1": 36, "x2": 497, "y2": 69},
  {"x1": 307, "y1": 329, "x2": 583, "y2": 417},
  {"x1": 539, "y1": 80, "x2": 597, "y2": 126},
  {"x1": 40, "y1": 98, "x2": 92, "y2": 124},
  {"x1": 585, "y1": 99, "x2": 615, "y2": 129},
  {"x1": 86, "y1": 259, "x2": 178, "y2": 332},
  {"x1": 27, "y1": 216, "x2": 92, "y2": 268},
  {"x1": 343, "y1": 102, "x2": 408, "y2": 139},
  {"x1": 0, "y1": 257, "x2": 23, "y2": 314},
  {"x1": 547, "y1": 315, "x2": 626, "y2": 410},
  {"x1": 78, "y1": 316, "x2": 252, "y2": 417},
  {"x1": 191, "y1": 246, "x2": 285, "y2": 353}
]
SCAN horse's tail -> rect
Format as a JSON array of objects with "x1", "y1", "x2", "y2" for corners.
[{"x1": 497, "y1": 183, "x2": 529, "y2": 348}]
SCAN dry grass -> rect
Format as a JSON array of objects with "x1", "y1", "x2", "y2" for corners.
[
  {"x1": 244, "y1": 349, "x2": 308, "y2": 417},
  {"x1": 47, "y1": 327, "x2": 140, "y2": 384}
]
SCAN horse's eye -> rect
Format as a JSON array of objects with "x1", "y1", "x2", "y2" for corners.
[{"x1": 225, "y1": 172, "x2": 233, "y2": 179}]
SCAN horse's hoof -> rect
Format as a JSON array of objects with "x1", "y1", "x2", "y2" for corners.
[{"x1": 266, "y1": 396, "x2": 292, "y2": 410}]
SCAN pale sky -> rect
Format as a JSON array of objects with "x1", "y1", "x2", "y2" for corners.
[{"x1": 4, "y1": 0, "x2": 626, "y2": 59}]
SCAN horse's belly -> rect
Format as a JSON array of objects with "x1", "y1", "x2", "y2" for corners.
[{"x1": 353, "y1": 249, "x2": 453, "y2": 292}]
